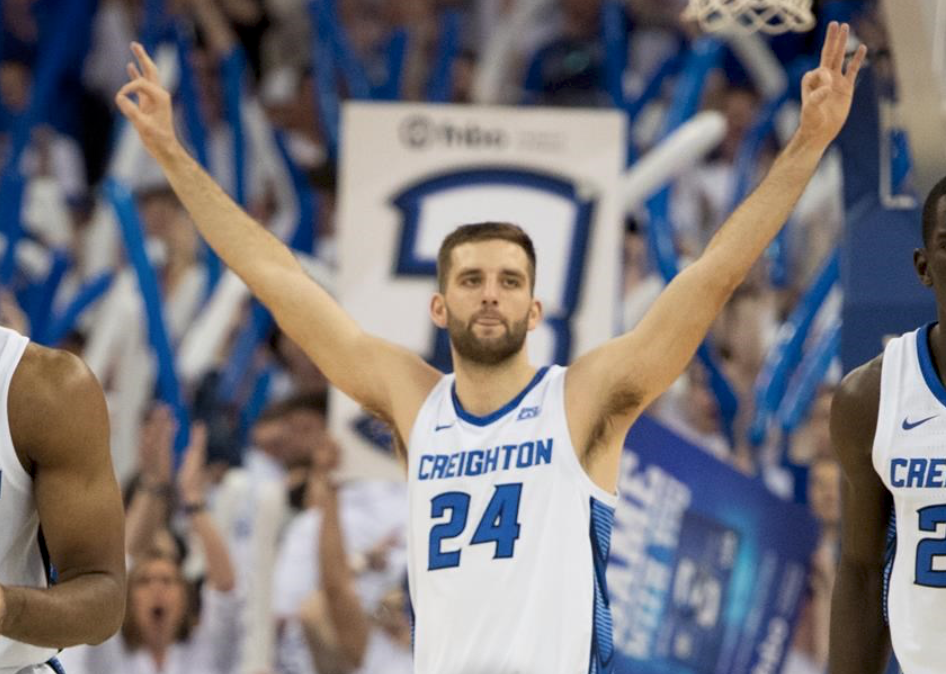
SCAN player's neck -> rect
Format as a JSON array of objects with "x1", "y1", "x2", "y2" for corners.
[{"x1": 452, "y1": 351, "x2": 537, "y2": 417}]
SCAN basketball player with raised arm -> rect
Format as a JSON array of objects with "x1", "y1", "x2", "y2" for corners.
[
  {"x1": 828, "y1": 177, "x2": 946, "y2": 674},
  {"x1": 0, "y1": 325, "x2": 126, "y2": 673},
  {"x1": 117, "y1": 23, "x2": 864, "y2": 674}
]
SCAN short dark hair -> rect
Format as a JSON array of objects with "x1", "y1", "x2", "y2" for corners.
[
  {"x1": 436, "y1": 222, "x2": 537, "y2": 292},
  {"x1": 922, "y1": 176, "x2": 946, "y2": 248}
]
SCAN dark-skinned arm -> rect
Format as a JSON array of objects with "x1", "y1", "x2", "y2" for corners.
[
  {"x1": 828, "y1": 356, "x2": 892, "y2": 674},
  {"x1": 2, "y1": 345, "x2": 125, "y2": 646}
]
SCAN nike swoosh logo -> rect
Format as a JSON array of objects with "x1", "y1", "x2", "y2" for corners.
[
  {"x1": 434, "y1": 424, "x2": 453, "y2": 432},
  {"x1": 902, "y1": 415, "x2": 937, "y2": 431}
]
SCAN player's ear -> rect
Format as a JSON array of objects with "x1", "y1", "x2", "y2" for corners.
[
  {"x1": 915, "y1": 248, "x2": 934, "y2": 287},
  {"x1": 528, "y1": 298, "x2": 543, "y2": 331},
  {"x1": 430, "y1": 293, "x2": 448, "y2": 329}
]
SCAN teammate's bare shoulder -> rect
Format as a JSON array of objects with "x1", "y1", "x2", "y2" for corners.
[
  {"x1": 8, "y1": 342, "x2": 110, "y2": 472},
  {"x1": 830, "y1": 353, "x2": 883, "y2": 464}
]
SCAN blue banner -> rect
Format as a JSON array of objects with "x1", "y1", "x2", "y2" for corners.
[{"x1": 610, "y1": 416, "x2": 819, "y2": 674}]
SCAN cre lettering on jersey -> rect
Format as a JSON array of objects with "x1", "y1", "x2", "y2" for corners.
[
  {"x1": 890, "y1": 457, "x2": 946, "y2": 488},
  {"x1": 418, "y1": 439, "x2": 553, "y2": 481}
]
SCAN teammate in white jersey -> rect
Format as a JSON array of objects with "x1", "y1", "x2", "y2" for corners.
[
  {"x1": 0, "y1": 325, "x2": 125, "y2": 674},
  {"x1": 117, "y1": 24, "x2": 864, "y2": 674},
  {"x1": 828, "y1": 178, "x2": 946, "y2": 674}
]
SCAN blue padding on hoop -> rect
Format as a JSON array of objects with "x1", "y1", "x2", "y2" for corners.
[
  {"x1": 43, "y1": 271, "x2": 114, "y2": 346},
  {"x1": 105, "y1": 178, "x2": 190, "y2": 459},
  {"x1": 778, "y1": 320, "x2": 840, "y2": 434},
  {"x1": 748, "y1": 248, "x2": 840, "y2": 447},
  {"x1": 29, "y1": 249, "x2": 70, "y2": 343},
  {"x1": 427, "y1": 10, "x2": 461, "y2": 103}
]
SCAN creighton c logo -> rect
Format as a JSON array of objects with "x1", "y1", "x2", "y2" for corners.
[{"x1": 391, "y1": 166, "x2": 597, "y2": 372}]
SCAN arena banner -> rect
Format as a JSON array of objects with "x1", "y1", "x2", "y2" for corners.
[
  {"x1": 611, "y1": 415, "x2": 820, "y2": 674},
  {"x1": 334, "y1": 102, "x2": 626, "y2": 478}
]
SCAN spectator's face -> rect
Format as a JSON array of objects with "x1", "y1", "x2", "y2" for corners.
[
  {"x1": 808, "y1": 459, "x2": 841, "y2": 526},
  {"x1": 139, "y1": 192, "x2": 181, "y2": 239},
  {"x1": 252, "y1": 418, "x2": 290, "y2": 460},
  {"x1": 0, "y1": 61, "x2": 31, "y2": 113},
  {"x1": 130, "y1": 558, "x2": 188, "y2": 647},
  {"x1": 284, "y1": 409, "x2": 335, "y2": 470}
]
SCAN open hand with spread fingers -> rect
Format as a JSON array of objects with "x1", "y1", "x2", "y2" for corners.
[
  {"x1": 115, "y1": 42, "x2": 182, "y2": 165},
  {"x1": 798, "y1": 21, "x2": 868, "y2": 149}
]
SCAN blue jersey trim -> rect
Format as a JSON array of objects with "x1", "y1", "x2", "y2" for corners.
[
  {"x1": 451, "y1": 367, "x2": 550, "y2": 427},
  {"x1": 588, "y1": 497, "x2": 616, "y2": 674},
  {"x1": 47, "y1": 657, "x2": 66, "y2": 674},
  {"x1": 882, "y1": 504, "x2": 897, "y2": 625},
  {"x1": 916, "y1": 323, "x2": 946, "y2": 408}
]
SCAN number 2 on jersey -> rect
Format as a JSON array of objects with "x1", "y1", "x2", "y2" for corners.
[
  {"x1": 428, "y1": 483, "x2": 522, "y2": 570},
  {"x1": 916, "y1": 504, "x2": 946, "y2": 587}
]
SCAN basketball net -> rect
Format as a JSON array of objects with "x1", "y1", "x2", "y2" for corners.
[{"x1": 683, "y1": 0, "x2": 815, "y2": 35}]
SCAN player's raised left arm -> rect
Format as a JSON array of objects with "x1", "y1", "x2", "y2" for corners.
[
  {"x1": 567, "y1": 23, "x2": 865, "y2": 445},
  {"x1": 1, "y1": 345, "x2": 125, "y2": 647}
]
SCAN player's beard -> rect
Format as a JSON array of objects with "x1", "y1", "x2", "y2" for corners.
[{"x1": 447, "y1": 307, "x2": 529, "y2": 367}]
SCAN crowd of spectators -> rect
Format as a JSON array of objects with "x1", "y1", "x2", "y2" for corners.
[{"x1": 0, "y1": 0, "x2": 888, "y2": 672}]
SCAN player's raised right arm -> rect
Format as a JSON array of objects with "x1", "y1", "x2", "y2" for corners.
[
  {"x1": 827, "y1": 358, "x2": 892, "y2": 674},
  {"x1": 115, "y1": 43, "x2": 439, "y2": 425}
]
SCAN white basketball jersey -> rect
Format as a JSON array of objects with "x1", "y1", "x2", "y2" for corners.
[
  {"x1": 406, "y1": 365, "x2": 618, "y2": 674},
  {"x1": 0, "y1": 327, "x2": 58, "y2": 671},
  {"x1": 873, "y1": 324, "x2": 946, "y2": 674}
]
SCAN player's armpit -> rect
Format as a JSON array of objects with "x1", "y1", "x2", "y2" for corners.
[
  {"x1": 4, "y1": 345, "x2": 125, "y2": 647},
  {"x1": 828, "y1": 357, "x2": 892, "y2": 674},
  {"x1": 564, "y1": 260, "x2": 731, "y2": 454}
]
